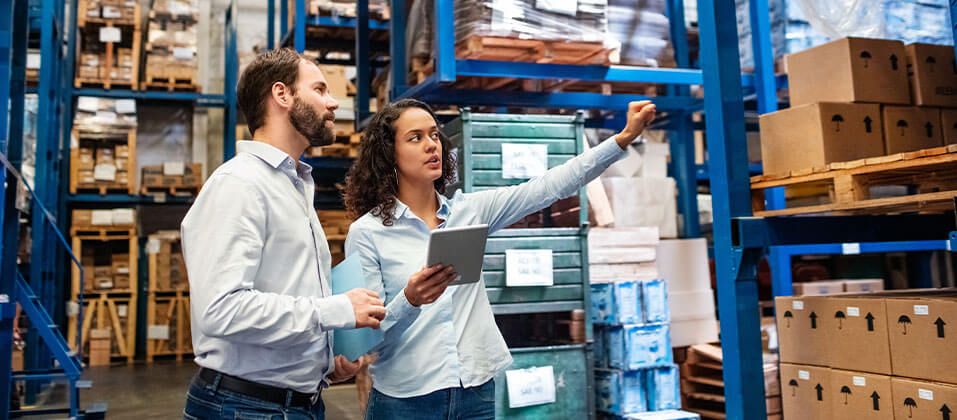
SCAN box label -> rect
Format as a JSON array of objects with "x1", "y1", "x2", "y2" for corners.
[
  {"x1": 163, "y1": 162, "x2": 186, "y2": 176},
  {"x1": 793, "y1": 301, "x2": 805, "y2": 310},
  {"x1": 77, "y1": 97, "x2": 99, "y2": 113},
  {"x1": 842, "y1": 243, "x2": 861, "y2": 255},
  {"x1": 919, "y1": 388, "x2": 934, "y2": 401},
  {"x1": 93, "y1": 164, "x2": 117, "y2": 182},
  {"x1": 799, "y1": 370, "x2": 810, "y2": 380},
  {"x1": 26, "y1": 53, "x2": 40, "y2": 70},
  {"x1": 99, "y1": 27, "x2": 121, "y2": 43},
  {"x1": 501, "y1": 143, "x2": 548, "y2": 179},
  {"x1": 173, "y1": 47, "x2": 194, "y2": 60},
  {"x1": 847, "y1": 307, "x2": 861, "y2": 317},
  {"x1": 505, "y1": 249, "x2": 553, "y2": 287},
  {"x1": 505, "y1": 366, "x2": 556, "y2": 408},
  {"x1": 914, "y1": 305, "x2": 930, "y2": 315},
  {"x1": 853, "y1": 376, "x2": 866, "y2": 387},
  {"x1": 115, "y1": 99, "x2": 136, "y2": 114},
  {"x1": 148, "y1": 325, "x2": 170, "y2": 340},
  {"x1": 118, "y1": 305, "x2": 128, "y2": 317}
]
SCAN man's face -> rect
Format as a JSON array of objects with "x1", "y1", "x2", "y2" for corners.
[{"x1": 289, "y1": 59, "x2": 339, "y2": 147}]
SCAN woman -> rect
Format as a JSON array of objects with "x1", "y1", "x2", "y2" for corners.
[{"x1": 343, "y1": 99, "x2": 656, "y2": 419}]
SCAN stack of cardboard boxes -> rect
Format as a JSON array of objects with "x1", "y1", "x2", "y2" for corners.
[
  {"x1": 74, "y1": 208, "x2": 136, "y2": 293},
  {"x1": 588, "y1": 228, "x2": 689, "y2": 418},
  {"x1": 141, "y1": 163, "x2": 203, "y2": 194},
  {"x1": 144, "y1": 0, "x2": 199, "y2": 88},
  {"x1": 775, "y1": 290, "x2": 957, "y2": 419},
  {"x1": 76, "y1": 0, "x2": 139, "y2": 87},
  {"x1": 760, "y1": 38, "x2": 957, "y2": 176},
  {"x1": 148, "y1": 231, "x2": 188, "y2": 291},
  {"x1": 88, "y1": 328, "x2": 113, "y2": 367},
  {"x1": 72, "y1": 97, "x2": 136, "y2": 193}
]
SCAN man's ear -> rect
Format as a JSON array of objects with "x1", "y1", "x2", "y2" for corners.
[{"x1": 271, "y1": 82, "x2": 292, "y2": 109}]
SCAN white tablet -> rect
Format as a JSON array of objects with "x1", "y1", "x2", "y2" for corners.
[{"x1": 426, "y1": 224, "x2": 489, "y2": 286}]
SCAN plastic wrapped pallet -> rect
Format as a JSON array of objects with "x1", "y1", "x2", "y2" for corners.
[
  {"x1": 144, "y1": 0, "x2": 199, "y2": 88},
  {"x1": 74, "y1": 97, "x2": 138, "y2": 132},
  {"x1": 453, "y1": 0, "x2": 609, "y2": 43},
  {"x1": 792, "y1": 0, "x2": 953, "y2": 47},
  {"x1": 601, "y1": 177, "x2": 677, "y2": 238},
  {"x1": 606, "y1": 0, "x2": 674, "y2": 67}
]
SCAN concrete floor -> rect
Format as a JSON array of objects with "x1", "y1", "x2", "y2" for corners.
[{"x1": 30, "y1": 361, "x2": 363, "y2": 419}]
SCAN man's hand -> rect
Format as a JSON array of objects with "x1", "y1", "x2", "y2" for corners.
[
  {"x1": 328, "y1": 355, "x2": 361, "y2": 384},
  {"x1": 615, "y1": 100, "x2": 657, "y2": 148},
  {"x1": 404, "y1": 264, "x2": 457, "y2": 307},
  {"x1": 345, "y1": 288, "x2": 386, "y2": 329}
]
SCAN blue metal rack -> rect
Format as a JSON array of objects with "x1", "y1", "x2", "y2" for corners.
[{"x1": 0, "y1": 0, "x2": 239, "y2": 417}]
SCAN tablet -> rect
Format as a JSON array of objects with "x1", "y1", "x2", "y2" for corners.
[{"x1": 426, "y1": 224, "x2": 489, "y2": 286}]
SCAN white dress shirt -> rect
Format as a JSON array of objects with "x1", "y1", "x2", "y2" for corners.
[
  {"x1": 344, "y1": 137, "x2": 627, "y2": 398},
  {"x1": 182, "y1": 140, "x2": 355, "y2": 393}
]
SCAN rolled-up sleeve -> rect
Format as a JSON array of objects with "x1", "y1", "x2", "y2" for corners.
[{"x1": 182, "y1": 173, "x2": 353, "y2": 347}]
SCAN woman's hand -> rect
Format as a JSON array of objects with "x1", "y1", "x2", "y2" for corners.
[
  {"x1": 403, "y1": 264, "x2": 458, "y2": 307},
  {"x1": 615, "y1": 100, "x2": 657, "y2": 148},
  {"x1": 328, "y1": 355, "x2": 362, "y2": 383}
]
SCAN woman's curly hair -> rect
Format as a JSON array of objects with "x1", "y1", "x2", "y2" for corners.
[{"x1": 343, "y1": 99, "x2": 456, "y2": 226}]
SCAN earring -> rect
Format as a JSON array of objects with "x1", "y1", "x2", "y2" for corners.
[{"x1": 394, "y1": 168, "x2": 399, "y2": 189}]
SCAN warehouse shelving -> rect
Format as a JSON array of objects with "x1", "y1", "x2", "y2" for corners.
[{"x1": 0, "y1": 0, "x2": 239, "y2": 417}]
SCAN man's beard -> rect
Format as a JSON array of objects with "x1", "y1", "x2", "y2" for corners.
[{"x1": 289, "y1": 96, "x2": 335, "y2": 147}]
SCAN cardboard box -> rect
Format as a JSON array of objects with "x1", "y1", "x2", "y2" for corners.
[
  {"x1": 906, "y1": 43, "x2": 957, "y2": 108},
  {"x1": 941, "y1": 109, "x2": 957, "y2": 145},
  {"x1": 775, "y1": 296, "x2": 830, "y2": 366},
  {"x1": 842, "y1": 279, "x2": 885, "y2": 293},
  {"x1": 885, "y1": 295, "x2": 957, "y2": 384},
  {"x1": 824, "y1": 296, "x2": 892, "y2": 374},
  {"x1": 780, "y1": 363, "x2": 832, "y2": 420},
  {"x1": 891, "y1": 377, "x2": 957, "y2": 420},
  {"x1": 786, "y1": 37, "x2": 911, "y2": 107},
  {"x1": 759, "y1": 103, "x2": 884, "y2": 175},
  {"x1": 113, "y1": 275, "x2": 130, "y2": 290},
  {"x1": 88, "y1": 328, "x2": 112, "y2": 367},
  {"x1": 793, "y1": 280, "x2": 847, "y2": 296},
  {"x1": 829, "y1": 370, "x2": 893, "y2": 420},
  {"x1": 882, "y1": 106, "x2": 943, "y2": 154}
]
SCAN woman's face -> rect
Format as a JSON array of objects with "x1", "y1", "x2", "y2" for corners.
[{"x1": 393, "y1": 107, "x2": 444, "y2": 188}]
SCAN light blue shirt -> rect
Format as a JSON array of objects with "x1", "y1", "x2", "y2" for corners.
[
  {"x1": 182, "y1": 141, "x2": 355, "y2": 393},
  {"x1": 345, "y1": 137, "x2": 627, "y2": 398}
]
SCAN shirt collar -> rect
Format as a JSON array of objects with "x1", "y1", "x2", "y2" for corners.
[
  {"x1": 392, "y1": 191, "x2": 452, "y2": 221},
  {"x1": 237, "y1": 140, "x2": 312, "y2": 178}
]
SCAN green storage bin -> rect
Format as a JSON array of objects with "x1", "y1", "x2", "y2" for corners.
[{"x1": 494, "y1": 344, "x2": 594, "y2": 420}]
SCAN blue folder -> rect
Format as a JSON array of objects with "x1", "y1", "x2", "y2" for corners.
[{"x1": 331, "y1": 256, "x2": 384, "y2": 361}]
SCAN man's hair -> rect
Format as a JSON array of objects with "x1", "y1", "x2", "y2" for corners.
[{"x1": 237, "y1": 48, "x2": 305, "y2": 136}]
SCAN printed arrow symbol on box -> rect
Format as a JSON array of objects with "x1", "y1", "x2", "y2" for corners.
[
  {"x1": 864, "y1": 116, "x2": 873, "y2": 133},
  {"x1": 936, "y1": 317, "x2": 946, "y2": 338},
  {"x1": 810, "y1": 312, "x2": 818, "y2": 329},
  {"x1": 784, "y1": 311, "x2": 793, "y2": 328},
  {"x1": 871, "y1": 391, "x2": 881, "y2": 411},
  {"x1": 866, "y1": 312, "x2": 876, "y2": 331},
  {"x1": 815, "y1": 383, "x2": 823, "y2": 401},
  {"x1": 942, "y1": 404, "x2": 952, "y2": 420},
  {"x1": 891, "y1": 54, "x2": 900, "y2": 70},
  {"x1": 789, "y1": 379, "x2": 798, "y2": 397},
  {"x1": 926, "y1": 122, "x2": 935, "y2": 138},
  {"x1": 835, "y1": 311, "x2": 846, "y2": 329}
]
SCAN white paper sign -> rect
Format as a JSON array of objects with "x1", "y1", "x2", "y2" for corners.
[
  {"x1": 118, "y1": 304, "x2": 128, "y2": 317},
  {"x1": 115, "y1": 99, "x2": 136, "y2": 114},
  {"x1": 77, "y1": 97, "x2": 100, "y2": 113},
  {"x1": 27, "y1": 53, "x2": 41, "y2": 70},
  {"x1": 853, "y1": 376, "x2": 866, "y2": 387},
  {"x1": 66, "y1": 301, "x2": 80, "y2": 317},
  {"x1": 792, "y1": 301, "x2": 805, "y2": 311},
  {"x1": 506, "y1": 249, "x2": 553, "y2": 287},
  {"x1": 847, "y1": 307, "x2": 860, "y2": 317},
  {"x1": 91, "y1": 210, "x2": 113, "y2": 226},
  {"x1": 99, "y1": 27, "x2": 122, "y2": 43},
  {"x1": 111, "y1": 209, "x2": 135, "y2": 225},
  {"x1": 501, "y1": 143, "x2": 548, "y2": 179},
  {"x1": 505, "y1": 366, "x2": 556, "y2": 408},
  {"x1": 148, "y1": 325, "x2": 170, "y2": 340},
  {"x1": 173, "y1": 47, "x2": 194, "y2": 60},
  {"x1": 798, "y1": 370, "x2": 810, "y2": 380},
  {"x1": 914, "y1": 305, "x2": 929, "y2": 316},
  {"x1": 842, "y1": 243, "x2": 861, "y2": 255},
  {"x1": 919, "y1": 388, "x2": 934, "y2": 401},
  {"x1": 93, "y1": 164, "x2": 117, "y2": 181},
  {"x1": 164, "y1": 162, "x2": 185, "y2": 176},
  {"x1": 147, "y1": 238, "x2": 161, "y2": 254}
]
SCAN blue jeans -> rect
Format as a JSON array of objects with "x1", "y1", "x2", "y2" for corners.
[
  {"x1": 366, "y1": 380, "x2": 495, "y2": 420},
  {"x1": 183, "y1": 374, "x2": 325, "y2": 420}
]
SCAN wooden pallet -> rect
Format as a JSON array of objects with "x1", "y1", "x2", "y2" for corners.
[
  {"x1": 68, "y1": 295, "x2": 136, "y2": 364},
  {"x1": 141, "y1": 78, "x2": 200, "y2": 92},
  {"x1": 140, "y1": 184, "x2": 201, "y2": 196},
  {"x1": 74, "y1": 78, "x2": 137, "y2": 90},
  {"x1": 78, "y1": 1, "x2": 139, "y2": 28},
  {"x1": 69, "y1": 226, "x2": 136, "y2": 240},
  {"x1": 308, "y1": 143, "x2": 358, "y2": 158},
  {"x1": 146, "y1": 291, "x2": 192, "y2": 362},
  {"x1": 74, "y1": 12, "x2": 141, "y2": 91},
  {"x1": 751, "y1": 144, "x2": 957, "y2": 216},
  {"x1": 70, "y1": 122, "x2": 138, "y2": 196}
]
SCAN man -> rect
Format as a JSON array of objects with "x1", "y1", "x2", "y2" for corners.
[{"x1": 181, "y1": 48, "x2": 386, "y2": 420}]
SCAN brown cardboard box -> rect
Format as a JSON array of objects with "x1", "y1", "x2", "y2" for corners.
[
  {"x1": 93, "y1": 266, "x2": 112, "y2": 278},
  {"x1": 759, "y1": 103, "x2": 884, "y2": 175},
  {"x1": 883, "y1": 106, "x2": 944, "y2": 153},
  {"x1": 829, "y1": 370, "x2": 893, "y2": 420},
  {"x1": 77, "y1": 170, "x2": 96, "y2": 185},
  {"x1": 891, "y1": 378, "x2": 957, "y2": 420},
  {"x1": 786, "y1": 37, "x2": 911, "y2": 107},
  {"x1": 115, "y1": 144, "x2": 129, "y2": 158},
  {"x1": 906, "y1": 43, "x2": 957, "y2": 108},
  {"x1": 113, "y1": 275, "x2": 130, "y2": 290},
  {"x1": 88, "y1": 328, "x2": 111, "y2": 367},
  {"x1": 842, "y1": 279, "x2": 885, "y2": 293},
  {"x1": 885, "y1": 295, "x2": 957, "y2": 384},
  {"x1": 775, "y1": 296, "x2": 830, "y2": 366},
  {"x1": 94, "y1": 277, "x2": 114, "y2": 290},
  {"x1": 780, "y1": 363, "x2": 832, "y2": 420},
  {"x1": 824, "y1": 296, "x2": 892, "y2": 374},
  {"x1": 793, "y1": 281, "x2": 847, "y2": 296},
  {"x1": 941, "y1": 109, "x2": 957, "y2": 145}
]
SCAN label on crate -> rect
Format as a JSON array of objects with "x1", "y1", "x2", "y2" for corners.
[
  {"x1": 919, "y1": 388, "x2": 934, "y2": 401},
  {"x1": 148, "y1": 325, "x2": 170, "y2": 340},
  {"x1": 163, "y1": 162, "x2": 186, "y2": 176},
  {"x1": 95, "y1": 110, "x2": 118, "y2": 123},
  {"x1": 535, "y1": 0, "x2": 578, "y2": 16},
  {"x1": 91, "y1": 210, "x2": 113, "y2": 226},
  {"x1": 115, "y1": 99, "x2": 136, "y2": 114},
  {"x1": 505, "y1": 249, "x2": 553, "y2": 287},
  {"x1": 505, "y1": 365, "x2": 556, "y2": 408},
  {"x1": 853, "y1": 376, "x2": 866, "y2": 387},
  {"x1": 841, "y1": 243, "x2": 861, "y2": 255},
  {"x1": 93, "y1": 164, "x2": 117, "y2": 182},
  {"x1": 66, "y1": 301, "x2": 79, "y2": 317},
  {"x1": 792, "y1": 300, "x2": 804, "y2": 311},
  {"x1": 101, "y1": 6, "x2": 122, "y2": 19},
  {"x1": 77, "y1": 97, "x2": 100, "y2": 113},
  {"x1": 27, "y1": 53, "x2": 41, "y2": 70},
  {"x1": 914, "y1": 305, "x2": 929, "y2": 316},
  {"x1": 111, "y1": 209, "x2": 135, "y2": 225},
  {"x1": 847, "y1": 307, "x2": 860, "y2": 317},
  {"x1": 147, "y1": 238, "x2": 161, "y2": 254},
  {"x1": 798, "y1": 370, "x2": 810, "y2": 380},
  {"x1": 501, "y1": 143, "x2": 548, "y2": 179},
  {"x1": 173, "y1": 47, "x2": 195, "y2": 60},
  {"x1": 99, "y1": 27, "x2": 122, "y2": 43},
  {"x1": 118, "y1": 305, "x2": 128, "y2": 317}
]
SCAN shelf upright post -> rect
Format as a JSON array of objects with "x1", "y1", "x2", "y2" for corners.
[
  {"x1": 434, "y1": 0, "x2": 455, "y2": 83},
  {"x1": 268, "y1": 0, "x2": 276, "y2": 50},
  {"x1": 355, "y1": 0, "x2": 371, "y2": 124},
  {"x1": 390, "y1": 0, "x2": 408, "y2": 100},
  {"x1": 698, "y1": 0, "x2": 767, "y2": 418},
  {"x1": 225, "y1": 0, "x2": 239, "y2": 160},
  {"x1": 665, "y1": 0, "x2": 699, "y2": 238},
  {"x1": 295, "y1": 0, "x2": 306, "y2": 53}
]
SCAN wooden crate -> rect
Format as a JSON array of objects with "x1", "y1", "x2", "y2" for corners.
[
  {"x1": 147, "y1": 230, "x2": 189, "y2": 292},
  {"x1": 74, "y1": 3, "x2": 141, "y2": 90},
  {"x1": 70, "y1": 127, "x2": 137, "y2": 195},
  {"x1": 493, "y1": 344, "x2": 592, "y2": 419},
  {"x1": 69, "y1": 295, "x2": 137, "y2": 364},
  {"x1": 140, "y1": 163, "x2": 203, "y2": 196},
  {"x1": 145, "y1": 291, "x2": 192, "y2": 362},
  {"x1": 750, "y1": 144, "x2": 957, "y2": 216}
]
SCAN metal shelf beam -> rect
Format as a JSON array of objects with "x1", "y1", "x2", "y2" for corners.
[{"x1": 71, "y1": 88, "x2": 227, "y2": 107}]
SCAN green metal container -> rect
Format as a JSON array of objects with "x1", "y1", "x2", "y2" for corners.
[{"x1": 494, "y1": 344, "x2": 593, "y2": 420}]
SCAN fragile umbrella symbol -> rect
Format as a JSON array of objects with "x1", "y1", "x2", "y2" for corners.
[
  {"x1": 783, "y1": 311, "x2": 793, "y2": 328},
  {"x1": 835, "y1": 310, "x2": 846, "y2": 329},
  {"x1": 897, "y1": 120, "x2": 909, "y2": 137},
  {"x1": 905, "y1": 397, "x2": 918, "y2": 418},
  {"x1": 899, "y1": 315, "x2": 913, "y2": 335},
  {"x1": 861, "y1": 50, "x2": 872, "y2": 68},
  {"x1": 832, "y1": 114, "x2": 845, "y2": 132},
  {"x1": 789, "y1": 379, "x2": 799, "y2": 397},
  {"x1": 841, "y1": 386, "x2": 852, "y2": 404}
]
